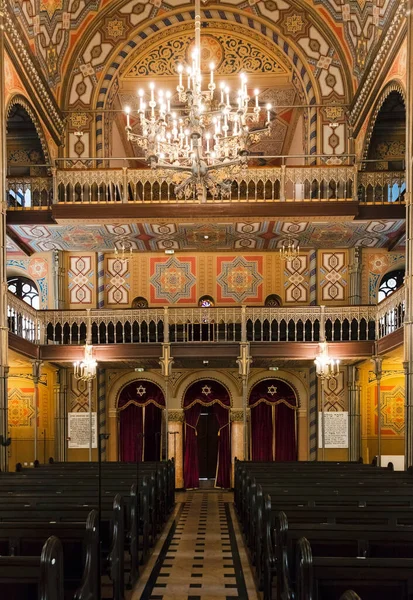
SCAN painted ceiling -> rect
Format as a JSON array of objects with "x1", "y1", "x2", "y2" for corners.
[
  {"x1": 11, "y1": 0, "x2": 398, "y2": 97},
  {"x1": 7, "y1": 218, "x2": 405, "y2": 254}
]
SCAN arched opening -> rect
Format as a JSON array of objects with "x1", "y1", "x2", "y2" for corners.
[
  {"x1": 6, "y1": 101, "x2": 48, "y2": 208},
  {"x1": 183, "y1": 380, "x2": 231, "y2": 489},
  {"x1": 378, "y1": 269, "x2": 405, "y2": 302},
  {"x1": 264, "y1": 294, "x2": 282, "y2": 307},
  {"x1": 249, "y1": 379, "x2": 298, "y2": 461},
  {"x1": 7, "y1": 275, "x2": 39, "y2": 309},
  {"x1": 131, "y1": 296, "x2": 149, "y2": 309},
  {"x1": 118, "y1": 380, "x2": 165, "y2": 462},
  {"x1": 198, "y1": 295, "x2": 215, "y2": 307},
  {"x1": 367, "y1": 91, "x2": 405, "y2": 169}
]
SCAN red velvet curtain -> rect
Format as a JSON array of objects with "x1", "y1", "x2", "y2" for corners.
[
  {"x1": 275, "y1": 402, "x2": 297, "y2": 461},
  {"x1": 120, "y1": 404, "x2": 143, "y2": 462},
  {"x1": 213, "y1": 403, "x2": 231, "y2": 488},
  {"x1": 184, "y1": 403, "x2": 202, "y2": 489},
  {"x1": 249, "y1": 379, "x2": 297, "y2": 462},
  {"x1": 118, "y1": 381, "x2": 165, "y2": 462},
  {"x1": 251, "y1": 402, "x2": 273, "y2": 461},
  {"x1": 144, "y1": 403, "x2": 162, "y2": 461}
]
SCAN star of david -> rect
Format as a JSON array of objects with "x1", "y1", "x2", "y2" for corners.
[
  {"x1": 136, "y1": 385, "x2": 146, "y2": 397},
  {"x1": 202, "y1": 385, "x2": 212, "y2": 396},
  {"x1": 267, "y1": 385, "x2": 277, "y2": 396}
]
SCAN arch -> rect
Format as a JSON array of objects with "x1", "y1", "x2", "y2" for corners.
[
  {"x1": 109, "y1": 371, "x2": 166, "y2": 411},
  {"x1": 183, "y1": 378, "x2": 231, "y2": 489},
  {"x1": 247, "y1": 370, "x2": 305, "y2": 410},
  {"x1": 198, "y1": 295, "x2": 215, "y2": 308},
  {"x1": 362, "y1": 81, "x2": 406, "y2": 163},
  {"x1": 6, "y1": 94, "x2": 51, "y2": 167},
  {"x1": 177, "y1": 373, "x2": 235, "y2": 409},
  {"x1": 249, "y1": 378, "x2": 298, "y2": 461},
  {"x1": 265, "y1": 294, "x2": 282, "y2": 307},
  {"x1": 60, "y1": 5, "x2": 354, "y2": 159},
  {"x1": 131, "y1": 296, "x2": 149, "y2": 309},
  {"x1": 118, "y1": 379, "x2": 165, "y2": 462},
  {"x1": 7, "y1": 275, "x2": 40, "y2": 309}
]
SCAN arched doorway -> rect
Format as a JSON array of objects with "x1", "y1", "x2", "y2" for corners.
[
  {"x1": 183, "y1": 380, "x2": 231, "y2": 489},
  {"x1": 249, "y1": 379, "x2": 298, "y2": 461},
  {"x1": 118, "y1": 380, "x2": 165, "y2": 462}
]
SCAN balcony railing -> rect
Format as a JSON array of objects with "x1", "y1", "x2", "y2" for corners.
[
  {"x1": 6, "y1": 166, "x2": 405, "y2": 207},
  {"x1": 7, "y1": 290, "x2": 405, "y2": 347}
]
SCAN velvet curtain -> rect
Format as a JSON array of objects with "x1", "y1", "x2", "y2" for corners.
[
  {"x1": 275, "y1": 401, "x2": 297, "y2": 461},
  {"x1": 183, "y1": 403, "x2": 202, "y2": 489},
  {"x1": 251, "y1": 402, "x2": 273, "y2": 461},
  {"x1": 213, "y1": 403, "x2": 231, "y2": 488},
  {"x1": 144, "y1": 403, "x2": 162, "y2": 461},
  {"x1": 118, "y1": 381, "x2": 165, "y2": 462},
  {"x1": 120, "y1": 404, "x2": 143, "y2": 462},
  {"x1": 249, "y1": 379, "x2": 297, "y2": 462},
  {"x1": 183, "y1": 380, "x2": 231, "y2": 489}
]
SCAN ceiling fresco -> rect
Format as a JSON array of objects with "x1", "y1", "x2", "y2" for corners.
[{"x1": 7, "y1": 218, "x2": 405, "y2": 254}]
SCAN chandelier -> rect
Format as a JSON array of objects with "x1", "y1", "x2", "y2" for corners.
[
  {"x1": 279, "y1": 238, "x2": 300, "y2": 262},
  {"x1": 124, "y1": 0, "x2": 273, "y2": 201},
  {"x1": 73, "y1": 344, "x2": 97, "y2": 382},
  {"x1": 115, "y1": 239, "x2": 132, "y2": 266},
  {"x1": 314, "y1": 341, "x2": 340, "y2": 380}
]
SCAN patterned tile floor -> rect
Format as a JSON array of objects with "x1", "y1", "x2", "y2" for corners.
[{"x1": 131, "y1": 490, "x2": 260, "y2": 600}]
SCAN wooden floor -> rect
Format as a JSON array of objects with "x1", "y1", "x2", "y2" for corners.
[{"x1": 131, "y1": 490, "x2": 260, "y2": 600}]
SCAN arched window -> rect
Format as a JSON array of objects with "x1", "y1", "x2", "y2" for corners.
[
  {"x1": 265, "y1": 294, "x2": 282, "y2": 307},
  {"x1": 198, "y1": 295, "x2": 215, "y2": 307},
  {"x1": 7, "y1": 276, "x2": 39, "y2": 309},
  {"x1": 131, "y1": 296, "x2": 149, "y2": 309},
  {"x1": 378, "y1": 269, "x2": 405, "y2": 302}
]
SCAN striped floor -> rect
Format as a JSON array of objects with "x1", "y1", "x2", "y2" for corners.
[{"x1": 131, "y1": 490, "x2": 259, "y2": 600}]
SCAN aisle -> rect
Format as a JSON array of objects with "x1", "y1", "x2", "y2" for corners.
[{"x1": 132, "y1": 490, "x2": 259, "y2": 600}]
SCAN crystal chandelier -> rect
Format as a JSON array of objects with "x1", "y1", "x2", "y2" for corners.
[
  {"x1": 114, "y1": 239, "x2": 132, "y2": 266},
  {"x1": 314, "y1": 341, "x2": 340, "y2": 380},
  {"x1": 279, "y1": 237, "x2": 300, "y2": 262},
  {"x1": 73, "y1": 344, "x2": 97, "y2": 382},
  {"x1": 124, "y1": 0, "x2": 272, "y2": 201}
]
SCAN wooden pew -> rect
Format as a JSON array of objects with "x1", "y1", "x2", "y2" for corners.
[
  {"x1": 295, "y1": 537, "x2": 413, "y2": 600},
  {"x1": 0, "y1": 535, "x2": 64, "y2": 600},
  {"x1": 276, "y1": 510, "x2": 413, "y2": 600}
]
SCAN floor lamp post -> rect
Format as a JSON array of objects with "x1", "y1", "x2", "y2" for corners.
[
  {"x1": 73, "y1": 344, "x2": 97, "y2": 461},
  {"x1": 237, "y1": 342, "x2": 251, "y2": 461},
  {"x1": 314, "y1": 341, "x2": 340, "y2": 461}
]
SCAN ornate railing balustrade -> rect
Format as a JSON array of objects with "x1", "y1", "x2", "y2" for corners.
[
  {"x1": 6, "y1": 166, "x2": 405, "y2": 207},
  {"x1": 376, "y1": 286, "x2": 405, "y2": 338},
  {"x1": 7, "y1": 292, "x2": 404, "y2": 346},
  {"x1": 7, "y1": 293, "x2": 41, "y2": 343}
]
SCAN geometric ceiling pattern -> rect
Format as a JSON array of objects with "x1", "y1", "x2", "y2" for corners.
[{"x1": 7, "y1": 219, "x2": 405, "y2": 254}]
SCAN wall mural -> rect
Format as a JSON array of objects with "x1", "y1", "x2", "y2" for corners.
[
  {"x1": 283, "y1": 254, "x2": 309, "y2": 303},
  {"x1": 149, "y1": 256, "x2": 196, "y2": 304},
  {"x1": 68, "y1": 255, "x2": 94, "y2": 305},
  {"x1": 216, "y1": 255, "x2": 263, "y2": 303},
  {"x1": 106, "y1": 258, "x2": 130, "y2": 305},
  {"x1": 363, "y1": 249, "x2": 405, "y2": 304},
  {"x1": 319, "y1": 251, "x2": 348, "y2": 303},
  {"x1": 6, "y1": 254, "x2": 50, "y2": 308}
]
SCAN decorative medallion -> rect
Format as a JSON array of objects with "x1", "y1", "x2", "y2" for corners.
[{"x1": 267, "y1": 385, "x2": 277, "y2": 396}]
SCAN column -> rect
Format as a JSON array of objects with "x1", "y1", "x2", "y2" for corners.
[
  {"x1": 308, "y1": 250, "x2": 318, "y2": 460},
  {"x1": 0, "y1": 3, "x2": 9, "y2": 472},
  {"x1": 53, "y1": 370, "x2": 61, "y2": 461},
  {"x1": 348, "y1": 248, "x2": 362, "y2": 305},
  {"x1": 32, "y1": 361, "x2": 42, "y2": 462},
  {"x1": 230, "y1": 410, "x2": 244, "y2": 486},
  {"x1": 405, "y1": 6, "x2": 413, "y2": 470},
  {"x1": 348, "y1": 365, "x2": 361, "y2": 461},
  {"x1": 97, "y1": 368, "x2": 106, "y2": 460},
  {"x1": 108, "y1": 408, "x2": 119, "y2": 461},
  {"x1": 97, "y1": 252, "x2": 105, "y2": 309},
  {"x1": 168, "y1": 410, "x2": 184, "y2": 489}
]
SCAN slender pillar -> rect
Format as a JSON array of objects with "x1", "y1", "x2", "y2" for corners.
[
  {"x1": 97, "y1": 368, "x2": 106, "y2": 460},
  {"x1": 372, "y1": 355, "x2": 383, "y2": 466},
  {"x1": 32, "y1": 361, "x2": 42, "y2": 462},
  {"x1": 53, "y1": 370, "x2": 61, "y2": 461},
  {"x1": 88, "y1": 378, "x2": 93, "y2": 461},
  {"x1": 320, "y1": 379, "x2": 326, "y2": 461},
  {"x1": 348, "y1": 365, "x2": 361, "y2": 461},
  {"x1": 159, "y1": 341, "x2": 173, "y2": 461},
  {"x1": 97, "y1": 252, "x2": 105, "y2": 309},
  {"x1": 349, "y1": 248, "x2": 362, "y2": 305},
  {"x1": 56, "y1": 368, "x2": 68, "y2": 462},
  {"x1": 309, "y1": 249, "x2": 317, "y2": 306},
  {"x1": 309, "y1": 250, "x2": 319, "y2": 459},
  {"x1": 405, "y1": 4, "x2": 413, "y2": 471},
  {"x1": 0, "y1": 3, "x2": 9, "y2": 472},
  {"x1": 237, "y1": 342, "x2": 251, "y2": 460}
]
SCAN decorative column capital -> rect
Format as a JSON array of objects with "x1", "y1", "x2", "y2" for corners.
[{"x1": 168, "y1": 409, "x2": 184, "y2": 423}]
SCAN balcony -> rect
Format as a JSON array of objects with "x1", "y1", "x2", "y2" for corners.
[
  {"x1": 6, "y1": 164, "x2": 405, "y2": 208},
  {"x1": 7, "y1": 288, "x2": 404, "y2": 354}
]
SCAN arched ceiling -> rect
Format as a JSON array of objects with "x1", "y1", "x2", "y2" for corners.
[{"x1": 10, "y1": 0, "x2": 397, "y2": 101}]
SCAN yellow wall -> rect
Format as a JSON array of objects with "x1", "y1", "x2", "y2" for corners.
[{"x1": 7, "y1": 364, "x2": 56, "y2": 469}]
